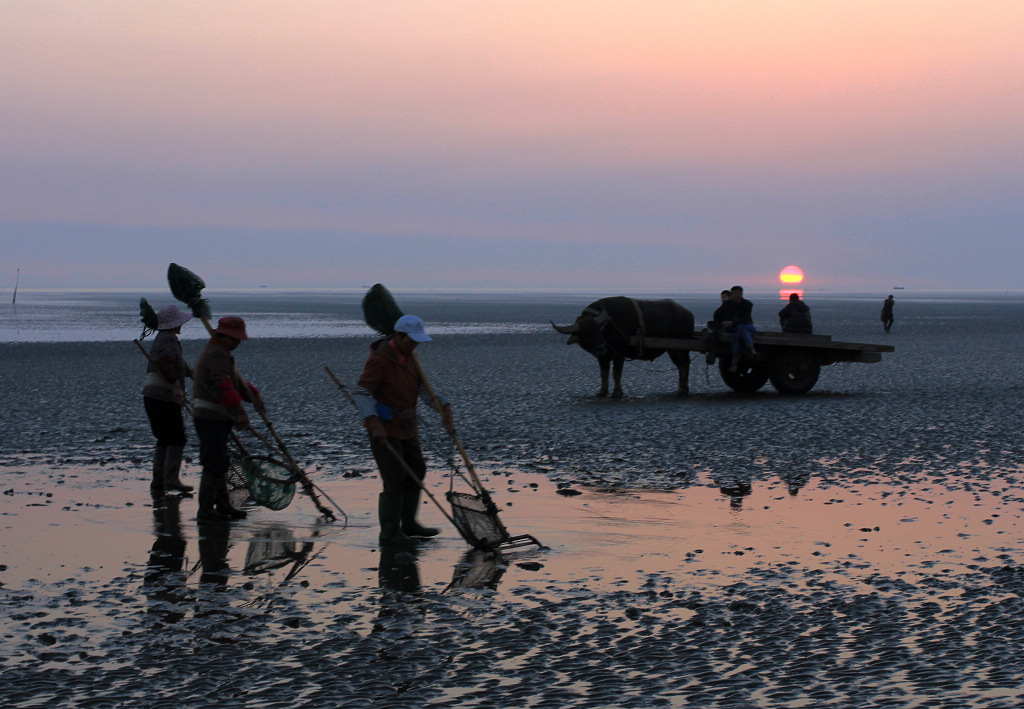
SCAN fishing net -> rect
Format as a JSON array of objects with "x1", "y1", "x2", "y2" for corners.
[
  {"x1": 447, "y1": 491, "x2": 542, "y2": 551},
  {"x1": 242, "y1": 455, "x2": 299, "y2": 511},
  {"x1": 361, "y1": 283, "x2": 404, "y2": 336},
  {"x1": 226, "y1": 449, "x2": 252, "y2": 508}
]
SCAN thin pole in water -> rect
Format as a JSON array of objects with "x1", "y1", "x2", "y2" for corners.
[{"x1": 12, "y1": 268, "x2": 18, "y2": 304}]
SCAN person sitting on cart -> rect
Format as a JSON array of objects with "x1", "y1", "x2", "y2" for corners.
[
  {"x1": 352, "y1": 314, "x2": 455, "y2": 546},
  {"x1": 704, "y1": 290, "x2": 732, "y2": 364},
  {"x1": 720, "y1": 285, "x2": 756, "y2": 372},
  {"x1": 778, "y1": 292, "x2": 813, "y2": 334}
]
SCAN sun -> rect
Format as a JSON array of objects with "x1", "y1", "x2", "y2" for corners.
[{"x1": 779, "y1": 265, "x2": 804, "y2": 285}]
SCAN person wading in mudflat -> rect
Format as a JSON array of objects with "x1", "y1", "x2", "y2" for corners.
[
  {"x1": 142, "y1": 304, "x2": 195, "y2": 496},
  {"x1": 352, "y1": 315, "x2": 455, "y2": 545},
  {"x1": 191, "y1": 316, "x2": 265, "y2": 522}
]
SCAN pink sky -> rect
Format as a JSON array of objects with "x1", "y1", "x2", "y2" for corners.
[{"x1": 2, "y1": 2, "x2": 1022, "y2": 290}]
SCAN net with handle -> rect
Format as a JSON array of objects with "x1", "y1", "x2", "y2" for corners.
[
  {"x1": 242, "y1": 455, "x2": 299, "y2": 511},
  {"x1": 358, "y1": 285, "x2": 544, "y2": 552}
]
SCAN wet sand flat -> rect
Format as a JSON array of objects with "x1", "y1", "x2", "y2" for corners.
[{"x1": 3, "y1": 292, "x2": 1024, "y2": 707}]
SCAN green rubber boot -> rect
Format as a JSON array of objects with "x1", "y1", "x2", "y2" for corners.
[
  {"x1": 151, "y1": 446, "x2": 166, "y2": 496},
  {"x1": 379, "y1": 493, "x2": 414, "y2": 546},
  {"x1": 401, "y1": 488, "x2": 440, "y2": 537}
]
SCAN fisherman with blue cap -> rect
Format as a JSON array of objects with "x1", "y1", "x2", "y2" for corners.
[{"x1": 352, "y1": 314, "x2": 455, "y2": 545}]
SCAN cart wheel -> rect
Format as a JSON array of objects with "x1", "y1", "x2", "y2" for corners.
[
  {"x1": 718, "y1": 356, "x2": 769, "y2": 392},
  {"x1": 768, "y1": 348, "x2": 821, "y2": 395}
]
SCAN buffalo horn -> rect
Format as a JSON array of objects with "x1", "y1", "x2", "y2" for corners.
[{"x1": 550, "y1": 320, "x2": 579, "y2": 335}]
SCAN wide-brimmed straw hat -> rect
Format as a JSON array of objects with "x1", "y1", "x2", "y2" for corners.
[
  {"x1": 214, "y1": 316, "x2": 249, "y2": 341},
  {"x1": 156, "y1": 304, "x2": 193, "y2": 331}
]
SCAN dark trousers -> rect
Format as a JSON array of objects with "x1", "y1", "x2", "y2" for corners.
[
  {"x1": 369, "y1": 435, "x2": 426, "y2": 496},
  {"x1": 144, "y1": 396, "x2": 187, "y2": 447},
  {"x1": 194, "y1": 418, "x2": 232, "y2": 480}
]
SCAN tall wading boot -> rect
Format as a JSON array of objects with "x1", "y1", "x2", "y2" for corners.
[
  {"x1": 151, "y1": 446, "x2": 167, "y2": 497},
  {"x1": 378, "y1": 493, "x2": 414, "y2": 546},
  {"x1": 214, "y1": 477, "x2": 247, "y2": 520},
  {"x1": 196, "y1": 471, "x2": 231, "y2": 522},
  {"x1": 401, "y1": 488, "x2": 440, "y2": 538},
  {"x1": 163, "y1": 445, "x2": 194, "y2": 494}
]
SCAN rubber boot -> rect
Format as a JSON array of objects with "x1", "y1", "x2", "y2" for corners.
[
  {"x1": 214, "y1": 477, "x2": 247, "y2": 520},
  {"x1": 196, "y1": 471, "x2": 231, "y2": 522},
  {"x1": 163, "y1": 445, "x2": 194, "y2": 494},
  {"x1": 401, "y1": 488, "x2": 440, "y2": 537},
  {"x1": 151, "y1": 446, "x2": 166, "y2": 496},
  {"x1": 378, "y1": 493, "x2": 414, "y2": 545}
]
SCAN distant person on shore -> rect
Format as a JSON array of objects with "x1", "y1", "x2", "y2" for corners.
[
  {"x1": 191, "y1": 316, "x2": 265, "y2": 522},
  {"x1": 720, "y1": 285, "x2": 756, "y2": 372},
  {"x1": 704, "y1": 290, "x2": 732, "y2": 364},
  {"x1": 778, "y1": 293, "x2": 813, "y2": 334},
  {"x1": 143, "y1": 304, "x2": 194, "y2": 497},
  {"x1": 352, "y1": 315, "x2": 455, "y2": 546},
  {"x1": 881, "y1": 295, "x2": 895, "y2": 332}
]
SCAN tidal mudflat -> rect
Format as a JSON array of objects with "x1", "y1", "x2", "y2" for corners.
[{"x1": 3, "y1": 292, "x2": 1024, "y2": 707}]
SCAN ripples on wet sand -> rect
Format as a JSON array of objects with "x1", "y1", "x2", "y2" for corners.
[{"x1": 2, "y1": 293, "x2": 1024, "y2": 707}]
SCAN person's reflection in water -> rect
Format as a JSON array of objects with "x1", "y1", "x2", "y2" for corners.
[
  {"x1": 378, "y1": 545, "x2": 421, "y2": 593},
  {"x1": 715, "y1": 469, "x2": 754, "y2": 510},
  {"x1": 144, "y1": 495, "x2": 189, "y2": 622},
  {"x1": 779, "y1": 468, "x2": 811, "y2": 496},
  {"x1": 198, "y1": 519, "x2": 232, "y2": 587}
]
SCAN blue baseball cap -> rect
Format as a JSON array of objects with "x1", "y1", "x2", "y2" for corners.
[{"x1": 394, "y1": 314, "x2": 432, "y2": 342}]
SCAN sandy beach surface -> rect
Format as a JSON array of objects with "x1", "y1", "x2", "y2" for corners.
[{"x1": 3, "y1": 292, "x2": 1024, "y2": 707}]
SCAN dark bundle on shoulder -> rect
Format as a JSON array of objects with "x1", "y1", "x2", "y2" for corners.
[
  {"x1": 139, "y1": 297, "x2": 159, "y2": 339},
  {"x1": 362, "y1": 283, "x2": 404, "y2": 336},
  {"x1": 167, "y1": 263, "x2": 212, "y2": 320}
]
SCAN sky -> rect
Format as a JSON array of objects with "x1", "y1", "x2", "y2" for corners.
[{"x1": 2, "y1": 1, "x2": 1022, "y2": 292}]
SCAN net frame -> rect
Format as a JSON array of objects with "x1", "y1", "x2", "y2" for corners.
[
  {"x1": 242, "y1": 454, "x2": 299, "y2": 511},
  {"x1": 226, "y1": 448, "x2": 252, "y2": 508},
  {"x1": 446, "y1": 491, "x2": 542, "y2": 551}
]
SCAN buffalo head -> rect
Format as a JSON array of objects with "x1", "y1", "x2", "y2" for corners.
[{"x1": 550, "y1": 310, "x2": 611, "y2": 355}]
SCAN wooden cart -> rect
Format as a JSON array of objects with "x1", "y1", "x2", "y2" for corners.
[{"x1": 630, "y1": 330, "x2": 895, "y2": 395}]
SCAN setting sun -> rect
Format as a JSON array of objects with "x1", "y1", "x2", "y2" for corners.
[{"x1": 779, "y1": 265, "x2": 805, "y2": 284}]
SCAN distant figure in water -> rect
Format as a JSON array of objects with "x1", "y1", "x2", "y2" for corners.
[
  {"x1": 881, "y1": 295, "x2": 895, "y2": 333},
  {"x1": 143, "y1": 304, "x2": 194, "y2": 497},
  {"x1": 778, "y1": 293, "x2": 812, "y2": 334}
]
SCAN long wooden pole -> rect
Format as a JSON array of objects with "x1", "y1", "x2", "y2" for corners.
[
  {"x1": 410, "y1": 354, "x2": 489, "y2": 497},
  {"x1": 324, "y1": 366, "x2": 459, "y2": 531}
]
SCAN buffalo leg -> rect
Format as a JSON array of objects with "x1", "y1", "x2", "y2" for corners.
[
  {"x1": 597, "y1": 355, "x2": 611, "y2": 397},
  {"x1": 611, "y1": 357, "x2": 624, "y2": 398},
  {"x1": 670, "y1": 350, "x2": 690, "y2": 396}
]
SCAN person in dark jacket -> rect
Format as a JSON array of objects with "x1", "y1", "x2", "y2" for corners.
[
  {"x1": 143, "y1": 304, "x2": 194, "y2": 496},
  {"x1": 192, "y1": 316, "x2": 264, "y2": 522},
  {"x1": 778, "y1": 293, "x2": 813, "y2": 333},
  {"x1": 720, "y1": 285, "x2": 756, "y2": 372},
  {"x1": 704, "y1": 290, "x2": 732, "y2": 364},
  {"x1": 352, "y1": 315, "x2": 455, "y2": 545},
  {"x1": 881, "y1": 295, "x2": 895, "y2": 332}
]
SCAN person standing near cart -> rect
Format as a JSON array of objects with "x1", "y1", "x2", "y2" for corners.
[
  {"x1": 143, "y1": 304, "x2": 195, "y2": 496},
  {"x1": 352, "y1": 314, "x2": 455, "y2": 545},
  {"x1": 192, "y1": 316, "x2": 264, "y2": 522}
]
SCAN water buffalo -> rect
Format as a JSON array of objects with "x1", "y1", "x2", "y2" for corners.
[{"x1": 551, "y1": 297, "x2": 694, "y2": 397}]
